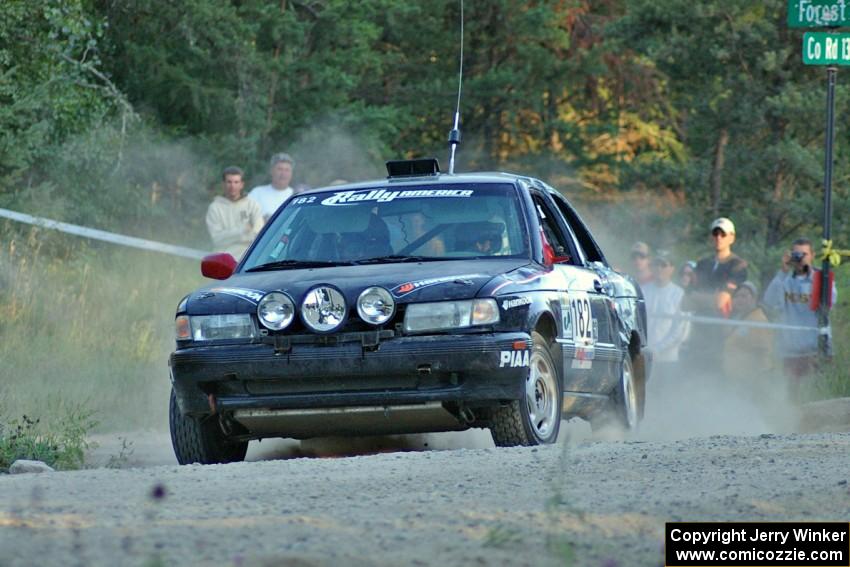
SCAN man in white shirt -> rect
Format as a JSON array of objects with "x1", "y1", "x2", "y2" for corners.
[
  {"x1": 248, "y1": 153, "x2": 295, "y2": 221},
  {"x1": 642, "y1": 250, "x2": 689, "y2": 385},
  {"x1": 205, "y1": 166, "x2": 263, "y2": 259}
]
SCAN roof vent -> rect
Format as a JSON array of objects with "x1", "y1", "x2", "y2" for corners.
[{"x1": 385, "y1": 158, "x2": 440, "y2": 178}]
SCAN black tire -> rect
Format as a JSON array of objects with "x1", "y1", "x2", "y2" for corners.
[
  {"x1": 169, "y1": 388, "x2": 248, "y2": 465},
  {"x1": 490, "y1": 332, "x2": 562, "y2": 446},
  {"x1": 590, "y1": 354, "x2": 640, "y2": 433}
]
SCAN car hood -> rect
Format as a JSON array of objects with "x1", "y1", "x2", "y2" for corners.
[{"x1": 185, "y1": 259, "x2": 532, "y2": 314}]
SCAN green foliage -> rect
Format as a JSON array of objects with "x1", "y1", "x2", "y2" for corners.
[
  {"x1": 612, "y1": 0, "x2": 850, "y2": 278},
  {"x1": 0, "y1": 409, "x2": 98, "y2": 471}
]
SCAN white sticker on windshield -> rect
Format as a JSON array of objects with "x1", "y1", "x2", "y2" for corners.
[{"x1": 321, "y1": 189, "x2": 473, "y2": 206}]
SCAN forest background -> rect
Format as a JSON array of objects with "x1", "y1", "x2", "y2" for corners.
[{"x1": 1, "y1": 0, "x2": 849, "y2": 445}]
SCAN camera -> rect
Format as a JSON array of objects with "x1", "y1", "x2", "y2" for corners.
[{"x1": 790, "y1": 250, "x2": 806, "y2": 264}]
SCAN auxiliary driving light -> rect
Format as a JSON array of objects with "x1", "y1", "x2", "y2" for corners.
[
  {"x1": 257, "y1": 292, "x2": 295, "y2": 331},
  {"x1": 301, "y1": 285, "x2": 347, "y2": 333},
  {"x1": 357, "y1": 287, "x2": 395, "y2": 325}
]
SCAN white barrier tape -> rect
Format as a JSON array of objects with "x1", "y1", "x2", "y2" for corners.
[
  {"x1": 0, "y1": 207, "x2": 209, "y2": 260},
  {"x1": 650, "y1": 312, "x2": 823, "y2": 333}
]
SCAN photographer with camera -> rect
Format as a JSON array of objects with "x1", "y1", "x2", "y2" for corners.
[{"x1": 763, "y1": 237, "x2": 837, "y2": 386}]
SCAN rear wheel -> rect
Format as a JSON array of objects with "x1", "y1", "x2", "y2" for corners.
[
  {"x1": 490, "y1": 332, "x2": 562, "y2": 446},
  {"x1": 612, "y1": 355, "x2": 639, "y2": 430},
  {"x1": 590, "y1": 354, "x2": 640, "y2": 433},
  {"x1": 169, "y1": 388, "x2": 248, "y2": 465}
]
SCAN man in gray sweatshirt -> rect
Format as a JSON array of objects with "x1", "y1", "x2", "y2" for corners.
[{"x1": 763, "y1": 237, "x2": 837, "y2": 382}]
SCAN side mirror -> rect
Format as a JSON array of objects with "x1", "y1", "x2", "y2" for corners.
[{"x1": 201, "y1": 253, "x2": 237, "y2": 280}]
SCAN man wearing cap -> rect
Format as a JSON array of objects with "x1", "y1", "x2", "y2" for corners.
[
  {"x1": 248, "y1": 153, "x2": 295, "y2": 222},
  {"x1": 629, "y1": 241, "x2": 653, "y2": 285},
  {"x1": 763, "y1": 237, "x2": 837, "y2": 385},
  {"x1": 205, "y1": 166, "x2": 263, "y2": 259},
  {"x1": 688, "y1": 217, "x2": 748, "y2": 318},
  {"x1": 642, "y1": 250, "x2": 689, "y2": 387},
  {"x1": 682, "y1": 217, "x2": 748, "y2": 373}
]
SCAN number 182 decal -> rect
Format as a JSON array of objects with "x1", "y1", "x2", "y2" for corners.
[{"x1": 569, "y1": 292, "x2": 594, "y2": 346}]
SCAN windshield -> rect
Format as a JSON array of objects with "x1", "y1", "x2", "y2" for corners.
[{"x1": 242, "y1": 183, "x2": 529, "y2": 269}]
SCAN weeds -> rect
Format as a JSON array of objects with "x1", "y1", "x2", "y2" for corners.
[
  {"x1": 0, "y1": 408, "x2": 98, "y2": 471},
  {"x1": 105, "y1": 436, "x2": 135, "y2": 469}
]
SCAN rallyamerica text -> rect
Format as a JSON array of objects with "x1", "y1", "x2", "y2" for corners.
[{"x1": 670, "y1": 527, "x2": 848, "y2": 546}]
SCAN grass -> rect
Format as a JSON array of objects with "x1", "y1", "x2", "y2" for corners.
[
  {"x1": 802, "y1": 265, "x2": 850, "y2": 401},
  {"x1": 0, "y1": 223, "x2": 204, "y2": 437},
  {"x1": 0, "y1": 406, "x2": 98, "y2": 471}
]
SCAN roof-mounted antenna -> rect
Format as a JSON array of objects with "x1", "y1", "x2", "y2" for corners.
[{"x1": 447, "y1": 0, "x2": 464, "y2": 175}]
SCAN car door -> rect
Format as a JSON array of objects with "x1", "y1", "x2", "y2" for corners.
[
  {"x1": 530, "y1": 191, "x2": 612, "y2": 394},
  {"x1": 547, "y1": 190, "x2": 625, "y2": 394}
]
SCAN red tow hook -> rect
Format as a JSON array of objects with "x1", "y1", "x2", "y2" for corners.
[{"x1": 207, "y1": 393, "x2": 217, "y2": 415}]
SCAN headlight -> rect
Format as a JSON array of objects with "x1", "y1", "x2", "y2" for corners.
[
  {"x1": 301, "y1": 285, "x2": 347, "y2": 333},
  {"x1": 357, "y1": 287, "x2": 395, "y2": 325},
  {"x1": 257, "y1": 292, "x2": 295, "y2": 331},
  {"x1": 189, "y1": 314, "x2": 256, "y2": 341},
  {"x1": 403, "y1": 299, "x2": 499, "y2": 333}
]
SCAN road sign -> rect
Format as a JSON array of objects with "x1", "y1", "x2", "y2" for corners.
[
  {"x1": 789, "y1": 0, "x2": 850, "y2": 28},
  {"x1": 803, "y1": 32, "x2": 850, "y2": 64}
]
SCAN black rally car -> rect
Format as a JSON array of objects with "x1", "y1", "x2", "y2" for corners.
[{"x1": 169, "y1": 159, "x2": 648, "y2": 464}]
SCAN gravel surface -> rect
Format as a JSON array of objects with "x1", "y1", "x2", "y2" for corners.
[{"x1": 2, "y1": 428, "x2": 850, "y2": 567}]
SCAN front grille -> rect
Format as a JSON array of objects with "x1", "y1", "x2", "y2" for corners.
[{"x1": 243, "y1": 372, "x2": 457, "y2": 396}]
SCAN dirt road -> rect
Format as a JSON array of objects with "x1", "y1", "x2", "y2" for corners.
[{"x1": 2, "y1": 427, "x2": 849, "y2": 567}]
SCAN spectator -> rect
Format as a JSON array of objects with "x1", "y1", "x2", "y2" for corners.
[
  {"x1": 763, "y1": 237, "x2": 837, "y2": 385},
  {"x1": 642, "y1": 250, "x2": 689, "y2": 385},
  {"x1": 679, "y1": 260, "x2": 696, "y2": 290},
  {"x1": 681, "y1": 217, "x2": 748, "y2": 373},
  {"x1": 687, "y1": 217, "x2": 748, "y2": 318},
  {"x1": 248, "y1": 153, "x2": 295, "y2": 221},
  {"x1": 205, "y1": 166, "x2": 263, "y2": 259},
  {"x1": 630, "y1": 241, "x2": 653, "y2": 285},
  {"x1": 723, "y1": 281, "x2": 773, "y2": 383}
]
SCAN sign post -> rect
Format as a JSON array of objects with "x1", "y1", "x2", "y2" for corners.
[
  {"x1": 818, "y1": 67, "x2": 836, "y2": 358},
  {"x1": 792, "y1": 1, "x2": 847, "y2": 358}
]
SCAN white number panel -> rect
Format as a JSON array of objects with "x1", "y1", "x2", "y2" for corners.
[{"x1": 569, "y1": 292, "x2": 594, "y2": 346}]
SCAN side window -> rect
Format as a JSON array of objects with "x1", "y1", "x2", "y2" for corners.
[
  {"x1": 531, "y1": 194, "x2": 577, "y2": 264},
  {"x1": 551, "y1": 192, "x2": 606, "y2": 264}
]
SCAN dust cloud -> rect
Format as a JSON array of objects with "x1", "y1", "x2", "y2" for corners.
[
  {"x1": 638, "y1": 365, "x2": 801, "y2": 441},
  {"x1": 284, "y1": 120, "x2": 385, "y2": 189}
]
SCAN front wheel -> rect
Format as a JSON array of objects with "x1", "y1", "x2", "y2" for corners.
[
  {"x1": 169, "y1": 388, "x2": 248, "y2": 465},
  {"x1": 490, "y1": 332, "x2": 562, "y2": 446}
]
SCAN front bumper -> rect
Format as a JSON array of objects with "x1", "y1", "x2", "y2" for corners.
[{"x1": 170, "y1": 332, "x2": 531, "y2": 420}]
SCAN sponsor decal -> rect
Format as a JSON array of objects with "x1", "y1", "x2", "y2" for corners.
[
  {"x1": 491, "y1": 270, "x2": 547, "y2": 294},
  {"x1": 571, "y1": 345, "x2": 595, "y2": 370},
  {"x1": 501, "y1": 296, "x2": 532, "y2": 310},
  {"x1": 391, "y1": 274, "x2": 486, "y2": 297},
  {"x1": 500, "y1": 350, "x2": 530, "y2": 368},
  {"x1": 321, "y1": 188, "x2": 474, "y2": 206},
  {"x1": 207, "y1": 287, "x2": 266, "y2": 304}
]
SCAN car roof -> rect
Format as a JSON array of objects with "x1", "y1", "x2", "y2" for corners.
[{"x1": 301, "y1": 172, "x2": 544, "y2": 195}]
